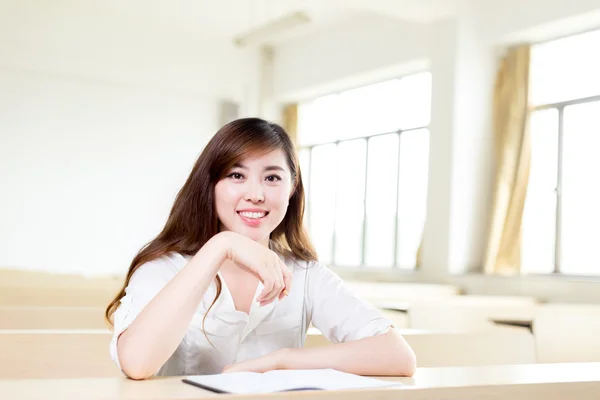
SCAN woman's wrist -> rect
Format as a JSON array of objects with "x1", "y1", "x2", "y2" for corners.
[{"x1": 192, "y1": 232, "x2": 230, "y2": 274}]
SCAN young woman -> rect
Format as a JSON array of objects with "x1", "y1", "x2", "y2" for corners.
[{"x1": 105, "y1": 117, "x2": 416, "y2": 380}]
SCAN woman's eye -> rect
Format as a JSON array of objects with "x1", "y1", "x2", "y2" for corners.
[
  {"x1": 228, "y1": 172, "x2": 244, "y2": 180},
  {"x1": 266, "y1": 175, "x2": 281, "y2": 182}
]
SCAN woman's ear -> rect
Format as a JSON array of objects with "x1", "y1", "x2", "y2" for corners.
[{"x1": 289, "y1": 179, "x2": 297, "y2": 200}]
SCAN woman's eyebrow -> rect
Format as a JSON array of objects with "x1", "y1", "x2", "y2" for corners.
[
  {"x1": 232, "y1": 163, "x2": 285, "y2": 172},
  {"x1": 264, "y1": 165, "x2": 285, "y2": 172}
]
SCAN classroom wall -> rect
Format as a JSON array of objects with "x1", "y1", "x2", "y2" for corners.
[
  {"x1": 476, "y1": 0, "x2": 600, "y2": 43},
  {"x1": 0, "y1": 1, "x2": 249, "y2": 100},
  {"x1": 0, "y1": 2, "x2": 258, "y2": 276},
  {"x1": 272, "y1": 14, "x2": 431, "y2": 102},
  {"x1": 0, "y1": 70, "x2": 221, "y2": 276}
]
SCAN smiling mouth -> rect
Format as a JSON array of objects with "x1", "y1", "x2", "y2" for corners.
[{"x1": 237, "y1": 211, "x2": 269, "y2": 220}]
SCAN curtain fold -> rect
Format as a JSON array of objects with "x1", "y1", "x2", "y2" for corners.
[
  {"x1": 282, "y1": 103, "x2": 299, "y2": 145},
  {"x1": 483, "y1": 44, "x2": 532, "y2": 275}
]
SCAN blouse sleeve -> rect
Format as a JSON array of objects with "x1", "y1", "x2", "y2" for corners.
[
  {"x1": 109, "y1": 256, "x2": 180, "y2": 371},
  {"x1": 306, "y1": 261, "x2": 394, "y2": 344}
]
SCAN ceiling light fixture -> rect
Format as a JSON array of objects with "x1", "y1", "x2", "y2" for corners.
[{"x1": 233, "y1": 11, "x2": 311, "y2": 48}]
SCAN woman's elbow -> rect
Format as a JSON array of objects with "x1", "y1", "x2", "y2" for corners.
[
  {"x1": 124, "y1": 365, "x2": 154, "y2": 380},
  {"x1": 400, "y1": 347, "x2": 417, "y2": 377},
  {"x1": 117, "y1": 344, "x2": 156, "y2": 380},
  {"x1": 120, "y1": 359, "x2": 156, "y2": 380},
  {"x1": 388, "y1": 329, "x2": 417, "y2": 376}
]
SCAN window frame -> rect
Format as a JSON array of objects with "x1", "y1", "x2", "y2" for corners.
[
  {"x1": 528, "y1": 93, "x2": 600, "y2": 275},
  {"x1": 298, "y1": 75, "x2": 431, "y2": 269}
]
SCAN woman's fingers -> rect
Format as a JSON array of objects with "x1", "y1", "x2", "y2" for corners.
[
  {"x1": 260, "y1": 266, "x2": 283, "y2": 306},
  {"x1": 278, "y1": 259, "x2": 293, "y2": 300},
  {"x1": 258, "y1": 258, "x2": 285, "y2": 305},
  {"x1": 263, "y1": 259, "x2": 290, "y2": 304},
  {"x1": 228, "y1": 234, "x2": 292, "y2": 306},
  {"x1": 256, "y1": 260, "x2": 278, "y2": 303},
  {"x1": 256, "y1": 269, "x2": 275, "y2": 303}
]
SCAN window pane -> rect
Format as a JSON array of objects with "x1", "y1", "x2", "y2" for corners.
[
  {"x1": 365, "y1": 134, "x2": 399, "y2": 267},
  {"x1": 396, "y1": 129, "x2": 429, "y2": 269},
  {"x1": 308, "y1": 144, "x2": 337, "y2": 264},
  {"x1": 531, "y1": 29, "x2": 600, "y2": 106},
  {"x1": 334, "y1": 139, "x2": 367, "y2": 266},
  {"x1": 297, "y1": 73, "x2": 432, "y2": 146},
  {"x1": 560, "y1": 101, "x2": 600, "y2": 275},
  {"x1": 522, "y1": 109, "x2": 558, "y2": 274},
  {"x1": 397, "y1": 72, "x2": 432, "y2": 129},
  {"x1": 336, "y1": 80, "x2": 403, "y2": 138},
  {"x1": 297, "y1": 95, "x2": 340, "y2": 146}
]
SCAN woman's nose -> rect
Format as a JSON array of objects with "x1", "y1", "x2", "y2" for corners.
[{"x1": 244, "y1": 181, "x2": 265, "y2": 203}]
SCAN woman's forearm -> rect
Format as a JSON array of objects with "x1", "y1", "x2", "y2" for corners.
[
  {"x1": 117, "y1": 234, "x2": 227, "y2": 380},
  {"x1": 280, "y1": 329, "x2": 416, "y2": 377}
]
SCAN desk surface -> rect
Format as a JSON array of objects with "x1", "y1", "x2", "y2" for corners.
[{"x1": 1, "y1": 363, "x2": 599, "y2": 400}]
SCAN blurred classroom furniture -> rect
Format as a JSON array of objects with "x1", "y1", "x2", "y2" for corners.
[
  {"x1": 344, "y1": 281, "x2": 460, "y2": 305},
  {"x1": 0, "y1": 329, "x2": 117, "y2": 379},
  {"x1": 2, "y1": 267, "x2": 600, "y2": 381},
  {"x1": 306, "y1": 329, "x2": 536, "y2": 367},
  {"x1": 0, "y1": 306, "x2": 107, "y2": 329},
  {"x1": 533, "y1": 304, "x2": 600, "y2": 363}
]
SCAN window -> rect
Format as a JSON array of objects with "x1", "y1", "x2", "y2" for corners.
[
  {"x1": 297, "y1": 73, "x2": 431, "y2": 269},
  {"x1": 522, "y1": 29, "x2": 600, "y2": 275}
]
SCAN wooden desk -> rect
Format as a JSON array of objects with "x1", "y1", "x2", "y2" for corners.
[
  {"x1": 0, "y1": 329, "x2": 116, "y2": 379},
  {"x1": 1, "y1": 328, "x2": 533, "y2": 379},
  {"x1": 0, "y1": 306, "x2": 107, "y2": 329},
  {"x1": 0, "y1": 269, "x2": 122, "y2": 289},
  {"x1": 534, "y1": 304, "x2": 600, "y2": 363},
  {"x1": 408, "y1": 303, "x2": 537, "y2": 334},
  {"x1": 343, "y1": 281, "x2": 460, "y2": 304},
  {"x1": 305, "y1": 329, "x2": 536, "y2": 367},
  {"x1": 1, "y1": 363, "x2": 599, "y2": 400},
  {"x1": 379, "y1": 296, "x2": 538, "y2": 332},
  {"x1": 0, "y1": 286, "x2": 116, "y2": 307}
]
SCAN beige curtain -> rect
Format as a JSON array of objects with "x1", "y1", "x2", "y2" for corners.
[
  {"x1": 415, "y1": 238, "x2": 423, "y2": 269},
  {"x1": 282, "y1": 103, "x2": 299, "y2": 145},
  {"x1": 483, "y1": 44, "x2": 532, "y2": 275}
]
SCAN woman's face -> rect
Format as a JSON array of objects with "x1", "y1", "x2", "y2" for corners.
[{"x1": 214, "y1": 149, "x2": 294, "y2": 246}]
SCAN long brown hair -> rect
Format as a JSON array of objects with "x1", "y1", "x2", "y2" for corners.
[{"x1": 105, "y1": 117, "x2": 317, "y2": 328}]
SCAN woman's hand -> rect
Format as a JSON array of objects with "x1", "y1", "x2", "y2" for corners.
[
  {"x1": 222, "y1": 349, "x2": 287, "y2": 373},
  {"x1": 216, "y1": 231, "x2": 293, "y2": 306}
]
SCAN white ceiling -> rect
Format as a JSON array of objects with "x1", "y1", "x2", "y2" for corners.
[
  {"x1": 6, "y1": 0, "x2": 462, "y2": 41},
  {"x1": 111, "y1": 0, "x2": 463, "y2": 37}
]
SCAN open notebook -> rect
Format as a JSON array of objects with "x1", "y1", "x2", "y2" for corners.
[{"x1": 182, "y1": 369, "x2": 402, "y2": 394}]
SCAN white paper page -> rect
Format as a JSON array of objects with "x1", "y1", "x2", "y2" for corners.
[
  {"x1": 186, "y1": 372, "x2": 262, "y2": 393},
  {"x1": 185, "y1": 369, "x2": 402, "y2": 394},
  {"x1": 262, "y1": 369, "x2": 402, "y2": 392}
]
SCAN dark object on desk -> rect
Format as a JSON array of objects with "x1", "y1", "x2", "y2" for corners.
[
  {"x1": 182, "y1": 378, "x2": 228, "y2": 394},
  {"x1": 183, "y1": 377, "x2": 323, "y2": 393},
  {"x1": 378, "y1": 303, "x2": 409, "y2": 313},
  {"x1": 491, "y1": 318, "x2": 533, "y2": 333}
]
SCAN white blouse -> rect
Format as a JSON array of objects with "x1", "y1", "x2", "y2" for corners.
[{"x1": 110, "y1": 252, "x2": 393, "y2": 376}]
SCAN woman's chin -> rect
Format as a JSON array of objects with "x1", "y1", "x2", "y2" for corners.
[{"x1": 235, "y1": 227, "x2": 269, "y2": 243}]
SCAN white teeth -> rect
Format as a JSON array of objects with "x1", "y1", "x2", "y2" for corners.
[{"x1": 239, "y1": 212, "x2": 266, "y2": 219}]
